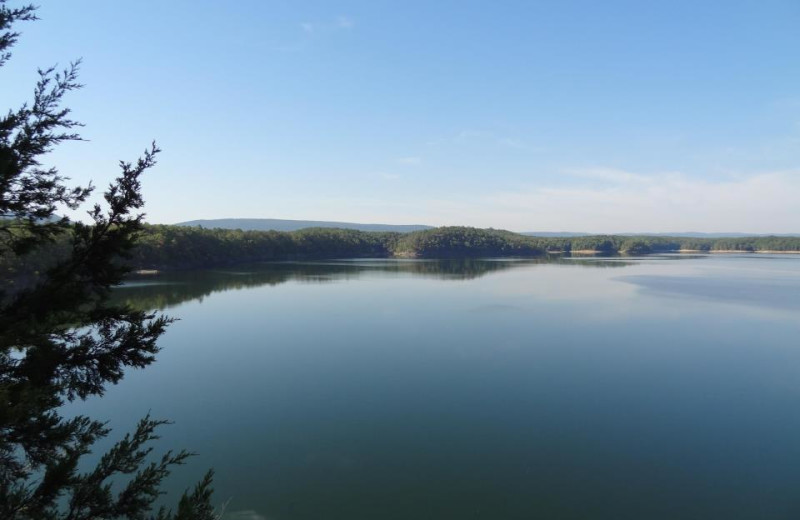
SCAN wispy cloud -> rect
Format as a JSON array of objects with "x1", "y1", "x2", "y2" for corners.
[
  {"x1": 455, "y1": 129, "x2": 485, "y2": 142},
  {"x1": 496, "y1": 137, "x2": 545, "y2": 152},
  {"x1": 496, "y1": 137, "x2": 526, "y2": 149},
  {"x1": 302, "y1": 15, "x2": 354, "y2": 35},
  {"x1": 276, "y1": 15, "x2": 355, "y2": 51},
  {"x1": 483, "y1": 168, "x2": 800, "y2": 233},
  {"x1": 273, "y1": 42, "x2": 306, "y2": 53},
  {"x1": 428, "y1": 129, "x2": 543, "y2": 152},
  {"x1": 312, "y1": 168, "x2": 800, "y2": 233},
  {"x1": 398, "y1": 157, "x2": 422, "y2": 165},
  {"x1": 336, "y1": 15, "x2": 355, "y2": 29},
  {"x1": 564, "y1": 167, "x2": 663, "y2": 184}
]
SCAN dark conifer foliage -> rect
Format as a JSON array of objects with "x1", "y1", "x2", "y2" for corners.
[{"x1": 0, "y1": 3, "x2": 215, "y2": 518}]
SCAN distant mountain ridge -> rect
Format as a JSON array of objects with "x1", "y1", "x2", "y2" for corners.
[{"x1": 175, "y1": 218, "x2": 433, "y2": 233}]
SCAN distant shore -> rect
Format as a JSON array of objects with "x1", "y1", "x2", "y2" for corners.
[
  {"x1": 679, "y1": 249, "x2": 800, "y2": 254},
  {"x1": 13, "y1": 224, "x2": 800, "y2": 274},
  {"x1": 573, "y1": 248, "x2": 800, "y2": 255}
]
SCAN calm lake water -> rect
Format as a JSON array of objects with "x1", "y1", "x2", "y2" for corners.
[{"x1": 70, "y1": 254, "x2": 800, "y2": 519}]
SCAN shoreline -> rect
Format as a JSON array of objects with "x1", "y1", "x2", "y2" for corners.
[
  {"x1": 679, "y1": 249, "x2": 800, "y2": 254},
  {"x1": 571, "y1": 249, "x2": 800, "y2": 255}
]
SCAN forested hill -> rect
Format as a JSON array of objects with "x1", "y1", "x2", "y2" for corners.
[{"x1": 175, "y1": 218, "x2": 432, "y2": 233}]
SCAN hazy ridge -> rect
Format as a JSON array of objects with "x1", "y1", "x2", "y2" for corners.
[{"x1": 175, "y1": 218, "x2": 432, "y2": 233}]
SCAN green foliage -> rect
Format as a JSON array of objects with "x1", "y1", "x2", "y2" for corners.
[
  {"x1": 131, "y1": 225, "x2": 397, "y2": 269},
  {"x1": 116, "y1": 226, "x2": 800, "y2": 270},
  {"x1": 394, "y1": 226, "x2": 545, "y2": 257},
  {"x1": 0, "y1": 3, "x2": 215, "y2": 518}
]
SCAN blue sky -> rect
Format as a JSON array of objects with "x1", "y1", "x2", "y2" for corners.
[{"x1": 4, "y1": 0, "x2": 799, "y2": 232}]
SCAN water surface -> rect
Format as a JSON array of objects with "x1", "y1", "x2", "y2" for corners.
[{"x1": 71, "y1": 254, "x2": 800, "y2": 519}]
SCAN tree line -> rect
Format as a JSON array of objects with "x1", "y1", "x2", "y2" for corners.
[
  {"x1": 6, "y1": 224, "x2": 799, "y2": 275},
  {"x1": 127, "y1": 226, "x2": 800, "y2": 270}
]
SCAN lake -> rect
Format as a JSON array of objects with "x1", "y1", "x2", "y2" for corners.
[{"x1": 69, "y1": 254, "x2": 800, "y2": 519}]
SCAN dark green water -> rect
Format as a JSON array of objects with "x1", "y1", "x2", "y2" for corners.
[{"x1": 70, "y1": 255, "x2": 800, "y2": 519}]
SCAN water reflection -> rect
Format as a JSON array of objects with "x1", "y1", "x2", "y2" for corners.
[{"x1": 116, "y1": 256, "x2": 633, "y2": 310}]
